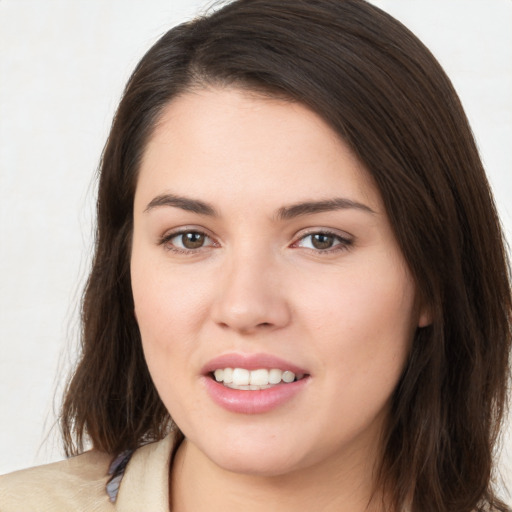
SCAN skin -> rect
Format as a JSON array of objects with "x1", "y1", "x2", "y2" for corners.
[{"x1": 130, "y1": 87, "x2": 430, "y2": 511}]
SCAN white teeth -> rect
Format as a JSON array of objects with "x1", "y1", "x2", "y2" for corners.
[
  {"x1": 223, "y1": 367, "x2": 233, "y2": 383},
  {"x1": 232, "y1": 368, "x2": 250, "y2": 386},
  {"x1": 282, "y1": 370, "x2": 295, "y2": 383},
  {"x1": 249, "y1": 369, "x2": 269, "y2": 386},
  {"x1": 268, "y1": 368, "x2": 282, "y2": 384},
  {"x1": 212, "y1": 367, "x2": 303, "y2": 389}
]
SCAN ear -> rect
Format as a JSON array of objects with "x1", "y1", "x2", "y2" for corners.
[{"x1": 418, "y1": 303, "x2": 432, "y2": 328}]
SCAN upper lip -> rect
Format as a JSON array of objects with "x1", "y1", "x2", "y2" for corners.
[{"x1": 201, "y1": 353, "x2": 309, "y2": 376}]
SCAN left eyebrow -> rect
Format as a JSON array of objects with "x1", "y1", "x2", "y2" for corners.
[
  {"x1": 144, "y1": 193, "x2": 218, "y2": 216},
  {"x1": 276, "y1": 198, "x2": 376, "y2": 220}
]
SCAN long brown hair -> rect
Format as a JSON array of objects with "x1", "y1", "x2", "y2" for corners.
[{"x1": 61, "y1": 1, "x2": 511, "y2": 510}]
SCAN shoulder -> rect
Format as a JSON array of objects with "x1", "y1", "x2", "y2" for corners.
[
  {"x1": 0, "y1": 434, "x2": 177, "y2": 511},
  {"x1": 0, "y1": 450, "x2": 115, "y2": 512}
]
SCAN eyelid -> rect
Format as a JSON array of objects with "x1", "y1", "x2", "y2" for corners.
[
  {"x1": 157, "y1": 225, "x2": 353, "y2": 254},
  {"x1": 291, "y1": 228, "x2": 354, "y2": 252},
  {"x1": 158, "y1": 226, "x2": 219, "y2": 253}
]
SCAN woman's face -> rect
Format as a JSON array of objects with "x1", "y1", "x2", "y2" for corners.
[{"x1": 131, "y1": 88, "x2": 428, "y2": 477}]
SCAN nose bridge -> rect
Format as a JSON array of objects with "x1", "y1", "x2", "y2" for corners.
[{"x1": 212, "y1": 242, "x2": 290, "y2": 333}]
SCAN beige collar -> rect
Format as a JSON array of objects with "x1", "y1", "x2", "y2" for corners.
[{"x1": 115, "y1": 434, "x2": 175, "y2": 510}]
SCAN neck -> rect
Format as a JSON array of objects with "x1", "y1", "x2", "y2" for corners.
[{"x1": 170, "y1": 438, "x2": 389, "y2": 512}]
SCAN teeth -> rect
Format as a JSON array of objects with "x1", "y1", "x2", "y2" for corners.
[
  {"x1": 212, "y1": 368, "x2": 303, "y2": 389},
  {"x1": 232, "y1": 368, "x2": 250, "y2": 386},
  {"x1": 269, "y1": 368, "x2": 282, "y2": 384},
  {"x1": 223, "y1": 367, "x2": 233, "y2": 383},
  {"x1": 224, "y1": 383, "x2": 273, "y2": 390},
  {"x1": 282, "y1": 370, "x2": 295, "y2": 383},
  {"x1": 250, "y1": 369, "x2": 268, "y2": 385}
]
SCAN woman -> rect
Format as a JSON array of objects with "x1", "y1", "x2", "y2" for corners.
[{"x1": 1, "y1": 0, "x2": 510, "y2": 510}]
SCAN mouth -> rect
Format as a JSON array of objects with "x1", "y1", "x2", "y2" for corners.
[
  {"x1": 210, "y1": 368, "x2": 307, "y2": 390},
  {"x1": 202, "y1": 353, "x2": 310, "y2": 413}
]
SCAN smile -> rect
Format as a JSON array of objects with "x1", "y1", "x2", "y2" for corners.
[
  {"x1": 212, "y1": 368, "x2": 306, "y2": 390},
  {"x1": 202, "y1": 354, "x2": 310, "y2": 414}
]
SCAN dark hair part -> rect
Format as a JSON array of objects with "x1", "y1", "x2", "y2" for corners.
[{"x1": 61, "y1": 1, "x2": 511, "y2": 510}]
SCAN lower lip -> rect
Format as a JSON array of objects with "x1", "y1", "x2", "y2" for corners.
[{"x1": 203, "y1": 376, "x2": 309, "y2": 414}]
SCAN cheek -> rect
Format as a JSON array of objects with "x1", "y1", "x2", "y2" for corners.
[
  {"x1": 130, "y1": 253, "x2": 206, "y2": 417},
  {"x1": 130, "y1": 244, "x2": 222, "y2": 417},
  {"x1": 298, "y1": 257, "x2": 416, "y2": 396},
  {"x1": 131, "y1": 248, "x2": 211, "y2": 343},
  {"x1": 304, "y1": 263, "x2": 415, "y2": 336}
]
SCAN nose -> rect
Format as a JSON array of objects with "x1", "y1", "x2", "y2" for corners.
[{"x1": 211, "y1": 251, "x2": 291, "y2": 334}]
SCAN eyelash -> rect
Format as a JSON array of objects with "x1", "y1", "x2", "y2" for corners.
[
  {"x1": 158, "y1": 229, "x2": 353, "y2": 255},
  {"x1": 159, "y1": 229, "x2": 218, "y2": 254},
  {"x1": 291, "y1": 230, "x2": 353, "y2": 253}
]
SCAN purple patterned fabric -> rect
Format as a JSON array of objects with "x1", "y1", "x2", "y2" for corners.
[{"x1": 106, "y1": 450, "x2": 134, "y2": 503}]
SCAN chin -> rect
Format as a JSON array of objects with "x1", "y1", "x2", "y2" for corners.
[
  {"x1": 192, "y1": 431, "x2": 308, "y2": 477},
  {"x1": 211, "y1": 451, "x2": 303, "y2": 478}
]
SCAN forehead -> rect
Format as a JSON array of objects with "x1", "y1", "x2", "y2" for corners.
[{"x1": 135, "y1": 87, "x2": 381, "y2": 214}]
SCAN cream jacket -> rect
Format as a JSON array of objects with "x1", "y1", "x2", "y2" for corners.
[{"x1": 0, "y1": 434, "x2": 175, "y2": 511}]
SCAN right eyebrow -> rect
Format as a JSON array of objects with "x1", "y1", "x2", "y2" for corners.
[
  {"x1": 276, "y1": 197, "x2": 376, "y2": 220},
  {"x1": 144, "y1": 193, "x2": 218, "y2": 216}
]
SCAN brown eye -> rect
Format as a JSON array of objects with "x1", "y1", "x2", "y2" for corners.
[
  {"x1": 294, "y1": 231, "x2": 352, "y2": 253},
  {"x1": 162, "y1": 230, "x2": 214, "y2": 252},
  {"x1": 181, "y1": 232, "x2": 206, "y2": 249},
  {"x1": 311, "y1": 233, "x2": 335, "y2": 250}
]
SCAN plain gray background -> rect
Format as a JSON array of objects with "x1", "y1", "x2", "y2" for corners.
[{"x1": 1, "y1": 0, "x2": 511, "y2": 499}]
